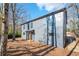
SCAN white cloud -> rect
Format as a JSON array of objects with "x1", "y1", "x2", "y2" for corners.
[{"x1": 36, "y1": 3, "x2": 66, "y2": 11}]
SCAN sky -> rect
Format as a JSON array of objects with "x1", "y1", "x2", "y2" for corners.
[{"x1": 17, "y1": 3, "x2": 67, "y2": 22}]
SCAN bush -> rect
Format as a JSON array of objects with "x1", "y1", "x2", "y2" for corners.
[
  {"x1": 8, "y1": 33, "x2": 13, "y2": 39},
  {"x1": 15, "y1": 31, "x2": 21, "y2": 37},
  {"x1": 8, "y1": 31, "x2": 21, "y2": 39}
]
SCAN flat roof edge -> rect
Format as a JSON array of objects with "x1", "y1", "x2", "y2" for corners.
[{"x1": 21, "y1": 8, "x2": 66, "y2": 25}]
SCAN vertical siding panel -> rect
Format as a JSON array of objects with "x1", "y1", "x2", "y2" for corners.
[{"x1": 55, "y1": 12, "x2": 65, "y2": 48}]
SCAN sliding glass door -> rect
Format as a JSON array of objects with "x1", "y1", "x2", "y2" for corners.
[{"x1": 47, "y1": 15, "x2": 56, "y2": 46}]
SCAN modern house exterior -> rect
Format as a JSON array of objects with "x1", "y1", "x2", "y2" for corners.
[{"x1": 21, "y1": 8, "x2": 67, "y2": 48}]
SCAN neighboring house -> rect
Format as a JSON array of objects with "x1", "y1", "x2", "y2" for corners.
[{"x1": 21, "y1": 8, "x2": 67, "y2": 48}]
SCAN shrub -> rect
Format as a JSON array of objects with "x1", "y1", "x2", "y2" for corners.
[
  {"x1": 8, "y1": 31, "x2": 21, "y2": 39},
  {"x1": 8, "y1": 33, "x2": 13, "y2": 39},
  {"x1": 15, "y1": 31, "x2": 21, "y2": 37}
]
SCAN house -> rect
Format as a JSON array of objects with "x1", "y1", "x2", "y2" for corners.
[{"x1": 21, "y1": 8, "x2": 67, "y2": 48}]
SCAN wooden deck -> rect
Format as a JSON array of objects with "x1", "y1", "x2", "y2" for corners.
[{"x1": 6, "y1": 38, "x2": 79, "y2": 56}]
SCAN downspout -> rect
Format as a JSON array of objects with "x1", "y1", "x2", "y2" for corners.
[
  {"x1": 63, "y1": 9, "x2": 67, "y2": 48},
  {"x1": 47, "y1": 17, "x2": 49, "y2": 45}
]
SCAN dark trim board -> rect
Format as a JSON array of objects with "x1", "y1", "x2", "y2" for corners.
[{"x1": 21, "y1": 8, "x2": 66, "y2": 25}]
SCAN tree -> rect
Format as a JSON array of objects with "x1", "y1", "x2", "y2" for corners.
[
  {"x1": 74, "y1": 4, "x2": 79, "y2": 30},
  {"x1": 0, "y1": 3, "x2": 3, "y2": 55},
  {"x1": 0, "y1": 4, "x2": 3, "y2": 42},
  {"x1": 9, "y1": 3, "x2": 28, "y2": 41},
  {"x1": 11, "y1": 3, "x2": 16, "y2": 41},
  {"x1": 67, "y1": 4, "x2": 79, "y2": 33},
  {"x1": 1, "y1": 3, "x2": 9, "y2": 56},
  {"x1": 66, "y1": 3, "x2": 79, "y2": 37}
]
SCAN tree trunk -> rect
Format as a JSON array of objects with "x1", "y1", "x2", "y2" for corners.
[
  {"x1": 0, "y1": 34, "x2": 1, "y2": 55},
  {"x1": 1, "y1": 3, "x2": 9, "y2": 56},
  {"x1": 0, "y1": 21, "x2": 2, "y2": 54},
  {"x1": 12, "y1": 3, "x2": 16, "y2": 41}
]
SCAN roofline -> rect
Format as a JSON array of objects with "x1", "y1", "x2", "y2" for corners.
[{"x1": 21, "y1": 8, "x2": 66, "y2": 25}]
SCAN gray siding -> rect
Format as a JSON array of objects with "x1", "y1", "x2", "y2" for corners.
[
  {"x1": 55, "y1": 12, "x2": 64, "y2": 48},
  {"x1": 21, "y1": 11, "x2": 67, "y2": 48},
  {"x1": 33, "y1": 18, "x2": 47, "y2": 44}
]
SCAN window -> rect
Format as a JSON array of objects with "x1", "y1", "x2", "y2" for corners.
[
  {"x1": 23, "y1": 25, "x2": 25, "y2": 29},
  {"x1": 28, "y1": 23, "x2": 29, "y2": 30},
  {"x1": 23, "y1": 32, "x2": 25, "y2": 35},
  {"x1": 31, "y1": 22, "x2": 33, "y2": 28},
  {"x1": 28, "y1": 22, "x2": 33, "y2": 29}
]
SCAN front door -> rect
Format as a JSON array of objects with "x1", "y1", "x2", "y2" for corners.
[
  {"x1": 26, "y1": 32, "x2": 29, "y2": 40},
  {"x1": 29, "y1": 32, "x2": 32, "y2": 40},
  {"x1": 32, "y1": 33, "x2": 35, "y2": 41},
  {"x1": 26, "y1": 32, "x2": 32, "y2": 40}
]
